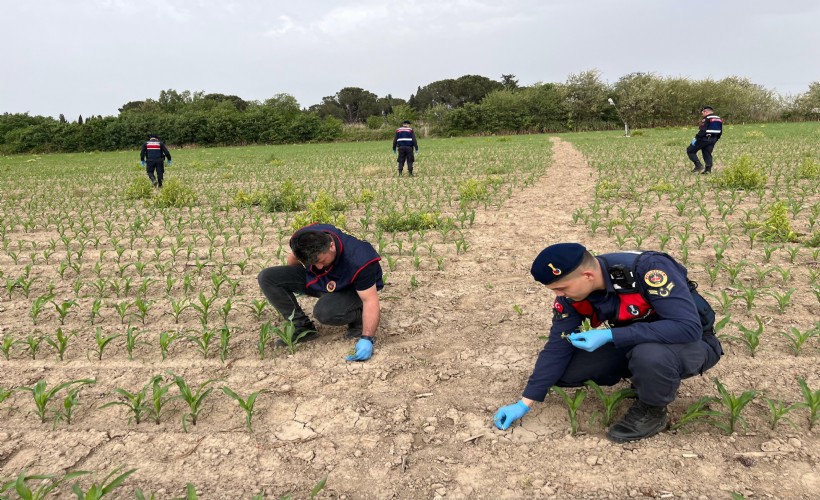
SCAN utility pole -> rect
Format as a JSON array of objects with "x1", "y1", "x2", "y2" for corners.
[{"x1": 608, "y1": 98, "x2": 630, "y2": 137}]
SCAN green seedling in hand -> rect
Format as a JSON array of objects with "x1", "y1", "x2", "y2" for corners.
[{"x1": 221, "y1": 386, "x2": 269, "y2": 433}]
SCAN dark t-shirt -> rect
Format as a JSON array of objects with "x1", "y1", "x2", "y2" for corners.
[{"x1": 352, "y1": 262, "x2": 380, "y2": 291}]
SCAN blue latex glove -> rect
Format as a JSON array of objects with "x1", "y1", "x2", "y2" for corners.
[
  {"x1": 493, "y1": 400, "x2": 530, "y2": 430},
  {"x1": 569, "y1": 328, "x2": 613, "y2": 352},
  {"x1": 691, "y1": 138, "x2": 697, "y2": 146},
  {"x1": 167, "y1": 160, "x2": 172, "y2": 165},
  {"x1": 392, "y1": 149, "x2": 397, "y2": 155},
  {"x1": 346, "y1": 337, "x2": 373, "y2": 362},
  {"x1": 140, "y1": 160, "x2": 146, "y2": 167}
]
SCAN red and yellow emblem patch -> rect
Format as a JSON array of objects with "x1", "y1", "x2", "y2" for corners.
[
  {"x1": 644, "y1": 270, "x2": 668, "y2": 288},
  {"x1": 326, "y1": 281, "x2": 337, "y2": 292}
]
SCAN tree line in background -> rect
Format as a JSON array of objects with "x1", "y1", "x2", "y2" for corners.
[{"x1": 2, "y1": 70, "x2": 820, "y2": 154}]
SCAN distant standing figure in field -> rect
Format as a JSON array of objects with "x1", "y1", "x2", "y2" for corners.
[
  {"x1": 493, "y1": 243, "x2": 723, "y2": 443},
  {"x1": 393, "y1": 120, "x2": 419, "y2": 177},
  {"x1": 140, "y1": 134, "x2": 172, "y2": 188},
  {"x1": 257, "y1": 224, "x2": 383, "y2": 362},
  {"x1": 687, "y1": 106, "x2": 723, "y2": 174}
]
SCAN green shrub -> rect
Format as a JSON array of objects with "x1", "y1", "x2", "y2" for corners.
[
  {"x1": 264, "y1": 179, "x2": 306, "y2": 212},
  {"x1": 595, "y1": 179, "x2": 621, "y2": 199},
  {"x1": 756, "y1": 202, "x2": 798, "y2": 243},
  {"x1": 458, "y1": 178, "x2": 490, "y2": 202},
  {"x1": 366, "y1": 116, "x2": 385, "y2": 130},
  {"x1": 154, "y1": 178, "x2": 197, "y2": 208},
  {"x1": 352, "y1": 189, "x2": 376, "y2": 205},
  {"x1": 376, "y1": 211, "x2": 451, "y2": 232},
  {"x1": 710, "y1": 156, "x2": 767, "y2": 190},
  {"x1": 292, "y1": 190, "x2": 348, "y2": 230},
  {"x1": 124, "y1": 176, "x2": 153, "y2": 200},
  {"x1": 798, "y1": 158, "x2": 820, "y2": 179},
  {"x1": 233, "y1": 189, "x2": 268, "y2": 208}
]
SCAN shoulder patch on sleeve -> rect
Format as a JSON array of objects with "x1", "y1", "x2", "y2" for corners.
[{"x1": 644, "y1": 269, "x2": 668, "y2": 288}]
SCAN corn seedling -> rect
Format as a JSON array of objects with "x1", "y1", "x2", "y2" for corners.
[
  {"x1": 89, "y1": 298, "x2": 103, "y2": 325},
  {"x1": 132, "y1": 297, "x2": 153, "y2": 324},
  {"x1": 762, "y1": 397, "x2": 801, "y2": 430},
  {"x1": 670, "y1": 396, "x2": 721, "y2": 431},
  {"x1": 172, "y1": 374, "x2": 219, "y2": 432},
  {"x1": 70, "y1": 466, "x2": 138, "y2": 500},
  {"x1": 767, "y1": 287, "x2": 795, "y2": 314},
  {"x1": 551, "y1": 386, "x2": 587, "y2": 435},
  {"x1": 45, "y1": 327, "x2": 75, "y2": 361},
  {"x1": 30, "y1": 292, "x2": 55, "y2": 325},
  {"x1": 796, "y1": 378, "x2": 820, "y2": 430},
  {"x1": 218, "y1": 325, "x2": 231, "y2": 362},
  {"x1": 0, "y1": 469, "x2": 91, "y2": 500},
  {"x1": 51, "y1": 298, "x2": 77, "y2": 325},
  {"x1": 711, "y1": 378, "x2": 757, "y2": 435},
  {"x1": 713, "y1": 314, "x2": 732, "y2": 336},
  {"x1": 243, "y1": 298, "x2": 268, "y2": 322},
  {"x1": 258, "y1": 321, "x2": 275, "y2": 360},
  {"x1": 192, "y1": 292, "x2": 218, "y2": 326},
  {"x1": 91, "y1": 327, "x2": 120, "y2": 361},
  {"x1": 146, "y1": 375, "x2": 174, "y2": 425},
  {"x1": 1, "y1": 335, "x2": 15, "y2": 360},
  {"x1": 271, "y1": 314, "x2": 316, "y2": 355},
  {"x1": 159, "y1": 331, "x2": 180, "y2": 361},
  {"x1": 101, "y1": 383, "x2": 151, "y2": 425},
  {"x1": 584, "y1": 381, "x2": 636, "y2": 427},
  {"x1": 111, "y1": 301, "x2": 132, "y2": 324},
  {"x1": 24, "y1": 333, "x2": 44, "y2": 360},
  {"x1": 189, "y1": 328, "x2": 217, "y2": 359},
  {"x1": 721, "y1": 315, "x2": 763, "y2": 357},
  {"x1": 167, "y1": 297, "x2": 192, "y2": 324},
  {"x1": 20, "y1": 378, "x2": 95, "y2": 423},
  {"x1": 219, "y1": 297, "x2": 233, "y2": 324},
  {"x1": 779, "y1": 325, "x2": 818, "y2": 356},
  {"x1": 221, "y1": 386, "x2": 269, "y2": 432},
  {"x1": 53, "y1": 386, "x2": 84, "y2": 427}
]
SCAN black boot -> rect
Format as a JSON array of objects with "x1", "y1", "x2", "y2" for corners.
[
  {"x1": 691, "y1": 165, "x2": 703, "y2": 173},
  {"x1": 607, "y1": 400, "x2": 668, "y2": 443},
  {"x1": 701, "y1": 166, "x2": 712, "y2": 175}
]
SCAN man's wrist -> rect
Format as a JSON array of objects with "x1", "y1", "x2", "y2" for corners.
[{"x1": 360, "y1": 335, "x2": 375, "y2": 343}]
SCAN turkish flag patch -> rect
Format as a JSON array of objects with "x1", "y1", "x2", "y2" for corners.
[{"x1": 553, "y1": 300, "x2": 563, "y2": 313}]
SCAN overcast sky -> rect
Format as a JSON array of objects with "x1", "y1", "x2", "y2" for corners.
[{"x1": 2, "y1": 0, "x2": 818, "y2": 119}]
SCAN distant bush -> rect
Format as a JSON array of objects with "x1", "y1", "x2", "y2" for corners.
[
  {"x1": 124, "y1": 176, "x2": 153, "y2": 200},
  {"x1": 710, "y1": 156, "x2": 767, "y2": 190},
  {"x1": 292, "y1": 190, "x2": 348, "y2": 230},
  {"x1": 154, "y1": 178, "x2": 197, "y2": 208},
  {"x1": 263, "y1": 179, "x2": 306, "y2": 213},
  {"x1": 376, "y1": 211, "x2": 449, "y2": 232},
  {"x1": 233, "y1": 189, "x2": 268, "y2": 208},
  {"x1": 798, "y1": 158, "x2": 820, "y2": 179},
  {"x1": 756, "y1": 202, "x2": 798, "y2": 243}
]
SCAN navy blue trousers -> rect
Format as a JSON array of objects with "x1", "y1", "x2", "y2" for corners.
[
  {"x1": 686, "y1": 138, "x2": 718, "y2": 168},
  {"x1": 555, "y1": 335, "x2": 722, "y2": 406},
  {"x1": 257, "y1": 265, "x2": 363, "y2": 331},
  {"x1": 397, "y1": 146, "x2": 415, "y2": 173},
  {"x1": 146, "y1": 160, "x2": 165, "y2": 187}
]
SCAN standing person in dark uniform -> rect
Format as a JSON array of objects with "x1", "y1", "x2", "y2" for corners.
[
  {"x1": 493, "y1": 243, "x2": 723, "y2": 442},
  {"x1": 257, "y1": 224, "x2": 383, "y2": 362},
  {"x1": 687, "y1": 106, "x2": 723, "y2": 174},
  {"x1": 392, "y1": 120, "x2": 419, "y2": 177},
  {"x1": 140, "y1": 134, "x2": 172, "y2": 188}
]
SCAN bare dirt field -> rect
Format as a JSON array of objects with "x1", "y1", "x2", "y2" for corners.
[{"x1": 1, "y1": 138, "x2": 818, "y2": 499}]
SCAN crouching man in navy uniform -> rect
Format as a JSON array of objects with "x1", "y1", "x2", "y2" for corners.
[
  {"x1": 494, "y1": 243, "x2": 722, "y2": 442},
  {"x1": 257, "y1": 224, "x2": 383, "y2": 362}
]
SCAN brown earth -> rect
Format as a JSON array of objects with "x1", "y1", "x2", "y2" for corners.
[{"x1": 1, "y1": 138, "x2": 819, "y2": 499}]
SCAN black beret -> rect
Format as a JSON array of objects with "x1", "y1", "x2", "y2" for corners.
[
  {"x1": 148, "y1": 134, "x2": 159, "y2": 139},
  {"x1": 402, "y1": 120, "x2": 411, "y2": 125},
  {"x1": 700, "y1": 105, "x2": 714, "y2": 112},
  {"x1": 531, "y1": 243, "x2": 586, "y2": 285}
]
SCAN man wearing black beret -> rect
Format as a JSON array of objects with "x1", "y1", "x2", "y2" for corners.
[
  {"x1": 494, "y1": 243, "x2": 723, "y2": 442},
  {"x1": 687, "y1": 106, "x2": 723, "y2": 174}
]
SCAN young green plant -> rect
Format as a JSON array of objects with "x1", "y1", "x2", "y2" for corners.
[{"x1": 221, "y1": 386, "x2": 269, "y2": 433}]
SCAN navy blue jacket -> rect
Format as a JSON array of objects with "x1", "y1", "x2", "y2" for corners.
[
  {"x1": 523, "y1": 252, "x2": 703, "y2": 402},
  {"x1": 392, "y1": 126, "x2": 418, "y2": 151},
  {"x1": 140, "y1": 139, "x2": 172, "y2": 162},
  {"x1": 292, "y1": 224, "x2": 383, "y2": 294},
  {"x1": 695, "y1": 114, "x2": 723, "y2": 140}
]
